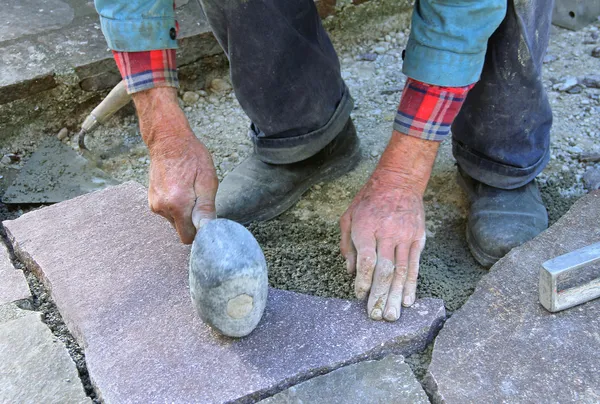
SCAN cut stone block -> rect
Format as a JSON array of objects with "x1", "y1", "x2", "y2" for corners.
[
  {"x1": 0, "y1": 239, "x2": 30, "y2": 304},
  {"x1": 425, "y1": 191, "x2": 600, "y2": 403},
  {"x1": 259, "y1": 354, "x2": 429, "y2": 404},
  {"x1": 4, "y1": 182, "x2": 445, "y2": 403},
  {"x1": 0, "y1": 311, "x2": 90, "y2": 403}
]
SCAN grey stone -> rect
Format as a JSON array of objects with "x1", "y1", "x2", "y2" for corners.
[
  {"x1": 425, "y1": 191, "x2": 600, "y2": 404},
  {"x1": 0, "y1": 0, "x2": 219, "y2": 104},
  {"x1": 0, "y1": 312, "x2": 90, "y2": 403},
  {"x1": 259, "y1": 354, "x2": 429, "y2": 404},
  {"x1": 554, "y1": 76, "x2": 579, "y2": 92},
  {"x1": 209, "y1": 78, "x2": 232, "y2": 93},
  {"x1": 189, "y1": 219, "x2": 268, "y2": 337},
  {"x1": 0, "y1": 239, "x2": 30, "y2": 305},
  {"x1": 4, "y1": 182, "x2": 445, "y2": 404},
  {"x1": 583, "y1": 168, "x2": 600, "y2": 191},
  {"x1": 580, "y1": 74, "x2": 600, "y2": 89},
  {"x1": 2, "y1": 137, "x2": 119, "y2": 204}
]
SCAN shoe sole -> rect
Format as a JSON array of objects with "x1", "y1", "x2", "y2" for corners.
[{"x1": 236, "y1": 140, "x2": 362, "y2": 225}]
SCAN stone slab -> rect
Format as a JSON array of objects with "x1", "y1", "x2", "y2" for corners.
[
  {"x1": 0, "y1": 238, "x2": 30, "y2": 304},
  {"x1": 259, "y1": 354, "x2": 429, "y2": 404},
  {"x1": 0, "y1": 0, "x2": 218, "y2": 104},
  {"x1": 0, "y1": 311, "x2": 90, "y2": 403},
  {"x1": 425, "y1": 191, "x2": 600, "y2": 403},
  {"x1": 4, "y1": 182, "x2": 445, "y2": 403}
]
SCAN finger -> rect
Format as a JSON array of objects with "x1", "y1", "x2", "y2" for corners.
[
  {"x1": 149, "y1": 196, "x2": 176, "y2": 226},
  {"x1": 192, "y1": 197, "x2": 216, "y2": 230},
  {"x1": 403, "y1": 237, "x2": 425, "y2": 307},
  {"x1": 383, "y1": 244, "x2": 410, "y2": 321},
  {"x1": 367, "y1": 242, "x2": 396, "y2": 320},
  {"x1": 173, "y1": 207, "x2": 197, "y2": 245},
  {"x1": 192, "y1": 174, "x2": 217, "y2": 230},
  {"x1": 339, "y1": 213, "x2": 357, "y2": 275},
  {"x1": 352, "y1": 231, "x2": 377, "y2": 300}
]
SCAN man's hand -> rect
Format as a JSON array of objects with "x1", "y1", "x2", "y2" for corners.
[
  {"x1": 133, "y1": 87, "x2": 218, "y2": 244},
  {"x1": 340, "y1": 132, "x2": 439, "y2": 321}
]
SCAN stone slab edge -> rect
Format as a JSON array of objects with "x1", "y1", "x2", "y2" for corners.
[
  {"x1": 0, "y1": 237, "x2": 30, "y2": 305},
  {"x1": 423, "y1": 191, "x2": 600, "y2": 403}
]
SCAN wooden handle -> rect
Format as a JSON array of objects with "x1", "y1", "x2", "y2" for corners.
[{"x1": 91, "y1": 80, "x2": 131, "y2": 124}]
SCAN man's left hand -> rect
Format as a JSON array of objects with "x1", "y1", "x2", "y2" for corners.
[{"x1": 340, "y1": 132, "x2": 439, "y2": 321}]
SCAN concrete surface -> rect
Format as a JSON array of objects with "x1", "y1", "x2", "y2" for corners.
[
  {"x1": 2, "y1": 137, "x2": 119, "y2": 204},
  {"x1": 259, "y1": 354, "x2": 429, "y2": 404},
  {"x1": 424, "y1": 191, "x2": 600, "y2": 403},
  {"x1": 0, "y1": 0, "x2": 220, "y2": 104},
  {"x1": 4, "y1": 181, "x2": 445, "y2": 403},
  {"x1": 0, "y1": 311, "x2": 90, "y2": 404},
  {"x1": 0, "y1": 239, "x2": 29, "y2": 304}
]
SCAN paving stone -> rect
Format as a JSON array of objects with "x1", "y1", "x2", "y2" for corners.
[
  {"x1": 259, "y1": 354, "x2": 429, "y2": 404},
  {"x1": 0, "y1": 238, "x2": 30, "y2": 305},
  {"x1": 424, "y1": 191, "x2": 600, "y2": 403},
  {"x1": 0, "y1": 0, "x2": 219, "y2": 104},
  {"x1": 0, "y1": 311, "x2": 90, "y2": 403},
  {"x1": 4, "y1": 182, "x2": 445, "y2": 403}
]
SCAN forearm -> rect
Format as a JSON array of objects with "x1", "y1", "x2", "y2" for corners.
[{"x1": 132, "y1": 87, "x2": 191, "y2": 150}]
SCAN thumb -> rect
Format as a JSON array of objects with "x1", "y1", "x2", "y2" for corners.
[{"x1": 191, "y1": 196, "x2": 216, "y2": 230}]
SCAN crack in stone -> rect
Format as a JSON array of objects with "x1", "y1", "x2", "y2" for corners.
[{"x1": 0, "y1": 224, "x2": 99, "y2": 404}]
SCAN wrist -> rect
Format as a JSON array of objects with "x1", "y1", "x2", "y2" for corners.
[
  {"x1": 132, "y1": 87, "x2": 192, "y2": 149},
  {"x1": 375, "y1": 131, "x2": 439, "y2": 195}
]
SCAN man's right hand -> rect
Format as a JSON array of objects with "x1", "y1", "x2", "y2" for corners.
[{"x1": 132, "y1": 87, "x2": 218, "y2": 244}]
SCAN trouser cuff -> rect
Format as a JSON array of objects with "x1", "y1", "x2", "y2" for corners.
[
  {"x1": 453, "y1": 139, "x2": 550, "y2": 189},
  {"x1": 249, "y1": 86, "x2": 354, "y2": 164}
]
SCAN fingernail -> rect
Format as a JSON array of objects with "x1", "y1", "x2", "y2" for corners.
[
  {"x1": 356, "y1": 291, "x2": 367, "y2": 300},
  {"x1": 345, "y1": 260, "x2": 351, "y2": 272},
  {"x1": 384, "y1": 307, "x2": 397, "y2": 321},
  {"x1": 370, "y1": 308, "x2": 383, "y2": 320},
  {"x1": 402, "y1": 296, "x2": 414, "y2": 307}
]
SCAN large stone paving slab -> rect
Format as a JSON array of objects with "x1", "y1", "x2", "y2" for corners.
[
  {"x1": 0, "y1": 238, "x2": 30, "y2": 304},
  {"x1": 4, "y1": 182, "x2": 445, "y2": 403},
  {"x1": 424, "y1": 191, "x2": 600, "y2": 403},
  {"x1": 0, "y1": 311, "x2": 90, "y2": 403},
  {"x1": 259, "y1": 354, "x2": 428, "y2": 404}
]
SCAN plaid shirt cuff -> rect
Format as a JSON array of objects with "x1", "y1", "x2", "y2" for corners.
[
  {"x1": 112, "y1": 49, "x2": 179, "y2": 94},
  {"x1": 393, "y1": 78, "x2": 475, "y2": 142}
]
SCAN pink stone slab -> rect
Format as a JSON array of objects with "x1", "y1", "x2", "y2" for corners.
[
  {"x1": 0, "y1": 240, "x2": 30, "y2": 304},
  {"x1": 4, "y1": 182, "x2": 445, "y2": 403}
]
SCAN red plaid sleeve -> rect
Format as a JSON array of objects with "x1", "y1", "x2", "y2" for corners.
[
  {"x1": 113, "y1": 49, "x2": 179, "y2": 94},
  {"x1": 111, "y1": 0, "x2": 179, "y2": 94},
  {"x1": 394, "y1": 78, "x2": 475, "y2": 142}
]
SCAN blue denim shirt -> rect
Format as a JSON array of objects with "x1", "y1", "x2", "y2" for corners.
[{"x1": 95, "y1": 0, "x2": 506, "y2": 87}]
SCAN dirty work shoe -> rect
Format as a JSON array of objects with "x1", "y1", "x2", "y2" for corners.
[
  {"x1": 216, "y1": 119, "x2": 360, "y2": 224},
  {"x1": 457, "y1": 167, "x2": 548, "y2": 268}
]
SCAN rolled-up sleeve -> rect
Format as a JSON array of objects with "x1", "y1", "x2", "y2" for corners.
[
  {"x1": 94, "y1": 0, "x2": 178, "y2": 51},
  {"x1": 403, "y1": 0, "x2": 506, "y2": 87}
]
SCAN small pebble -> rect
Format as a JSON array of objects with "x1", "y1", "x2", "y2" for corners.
[
  {"x1": 57, "y1": 127, "x2": 69, "y2": 140},
  {"x1": 182, "y1": 91, "x2": 200, "y2": 105},
  {"x1": 592, "y1": 46, "x2": 600, "y2": 58},
  {"x1": 210, "y1": 78, "x2": 232, "y2": 93}
]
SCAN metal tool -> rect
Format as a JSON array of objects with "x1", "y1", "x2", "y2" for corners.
[
  {"x1": 539, "y1": 242, "x2": 600, "y2": 312},
  {"x1": 78, "y1": 80, "x2": 131, "y2": 150}
]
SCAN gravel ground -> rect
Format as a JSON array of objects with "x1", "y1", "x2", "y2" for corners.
[{"x1": 1, "y1": 1, "x2": 599, "y2": 398}]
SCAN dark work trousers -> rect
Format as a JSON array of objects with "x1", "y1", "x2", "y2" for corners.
[
  {"x1": 452, "y1": 0, "x2": 555, "y2": 189},
  {"x1": 199, "y1": 0, "x2": 554, "y2": 186},
  {"x1": 198, "y1": 0, "x2": 353, "y2": 164}
]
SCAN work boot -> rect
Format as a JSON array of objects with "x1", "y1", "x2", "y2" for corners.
[
  {"x1": 457, "y1": 167, "x2": 548, "y2": 268},
  {"x1": 216, "y1": 119, "x2": 360, "y2": 224}
]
